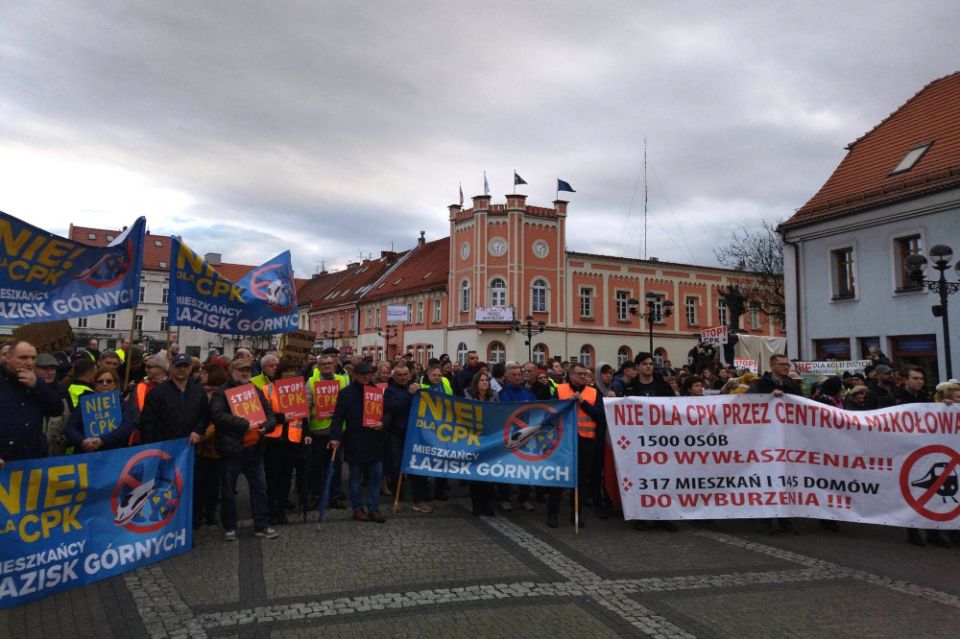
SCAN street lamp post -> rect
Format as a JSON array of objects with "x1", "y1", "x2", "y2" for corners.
[
  {"x1": 377, "y1": 325, "x2": 398, "y2": 360},
  {"x1": 904, "y1": 243, "x2": 960, "y2": 379},
  {"x1": 322, "y1": 329, "x2": 344, "y2": 348},
  {"x1": 628, "y1": 292, "x2": 674, "y2": 354},
  {"x1": 512, "y1": 315, "x2": 546, "y2": 363}
]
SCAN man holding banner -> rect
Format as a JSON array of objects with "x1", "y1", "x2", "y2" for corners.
[{"x1": 0, "y1": 341, "x2": 62, "y2": 466}]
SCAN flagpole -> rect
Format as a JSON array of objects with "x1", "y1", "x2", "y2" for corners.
[
  {"x1": 513, "y1": 169, "x2": 516, "y2": 195},
  {"x1": 122, "y1": 304, "x2": 138, "y2": 392}
]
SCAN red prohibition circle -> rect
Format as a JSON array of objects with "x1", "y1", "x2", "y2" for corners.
[
  {"x1": 503, "y1": 403, "x2": 563, "y2": 462},
  {"x1": 111, "y1": 448, "x2": 184, "y2": 533},
  {"x1": 248, "y1": 264, "x2": 294, "y2": 312},
  {"x1": 899, "y1": 444, "x2": 960, "y2": 522}
]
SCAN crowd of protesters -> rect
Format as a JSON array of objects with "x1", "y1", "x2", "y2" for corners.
[{"x1": 2, "y1": 337, "x2": 959, "y2": 548}]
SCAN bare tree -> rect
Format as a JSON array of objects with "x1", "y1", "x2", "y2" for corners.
[{"x1": 714, "y1": 220, "x2": 785, "y2": 324}]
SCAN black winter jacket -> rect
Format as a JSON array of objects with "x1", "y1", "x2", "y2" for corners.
[
  {"x1": 209, "y1": 379, "x2": 276, "y2": 458},
  {"x1": 139, "y1": 379, "x2": 209, "y2": 443},
  {"x1": 330, "y1": 381, "x2": 384, "y2": 464}
]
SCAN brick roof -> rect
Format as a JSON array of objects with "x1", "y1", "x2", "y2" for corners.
[
  {"x1": 783, "y1": 71, "x2": 960, "y2": 229},
  {"x1": 363, "y1": 237, "x2": 450, "y2": 302},
  {"x1": 66, "y1": 225, "x2": 308, "y2": 288},
  {"x1": 308, "y1": 252, "x2": 407, "y2": 312},
  {"x1": 296, "y1": 268, "x2": 354, "y2": 306}
]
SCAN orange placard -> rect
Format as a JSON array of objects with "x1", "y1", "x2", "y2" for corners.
[
  {"x1": 275, "y1": 376, "x2": 309, "y2": 421},
  {"x1": 225, "y1": 383, "x2": 267, "y2": 428},
  {"x1": 362, "y1": 385, "x2": 385, "y2": 428},
  {"x1": 313, "y1": 379, "x2": 340, "y2": 419}
]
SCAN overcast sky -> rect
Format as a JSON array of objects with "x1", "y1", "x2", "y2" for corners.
[{"x1": 1, "y1": 1, "x2": 957, "y2": 276}]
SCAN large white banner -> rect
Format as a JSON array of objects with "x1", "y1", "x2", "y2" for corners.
[{"x1": 605, "y1": 395, "x2": 960, "y2": 529}]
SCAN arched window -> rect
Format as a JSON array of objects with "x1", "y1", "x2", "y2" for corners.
[
  {"x1": 490, "y1": 278, "x2": 507, "y2": 307},
  {"x1": 531, "y1": 278, "x2": 548, "y2": 313},
  {"x1": 533, "y1": 343, "x2": 548, "y2": 366},
  {"x1": 460, "y1": 280, "x2": 471, "y2": 313},
  {"x1": 617, "y1": 346, "x2": 632, "y2": 366},
  {"x1": 579, "y1": 344, "x2": 594, "y2": 368},
  {"x1": 488, "y1": 341, "x2": 506, "y2": 364},
  {"x1": 457, "y1": 342, "x2": 469, "y2": 365}
]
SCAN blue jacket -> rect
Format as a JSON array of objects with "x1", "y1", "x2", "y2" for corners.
[
  {"x1": 0, "y1": 368, "x2": 62, "y2": 461},
  {"x1": 64, "y1": 389, "x2": 135, "y2": 450},
  {"x1": 498, "y1": 382, "x2": 536, "y2": 403},
  {"x1": 382, "y1": 378, "x2": 417, "y2": 436}
]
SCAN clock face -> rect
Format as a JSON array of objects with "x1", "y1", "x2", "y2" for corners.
[
  {"x1": 532, "y1": 240, "x2": 549, "y2": 258},
  {"x1": 488, "y1": 236, "x2": 507, "y2": 257},
  {"x1": 460, "y1": 242, "x2": 470, "y2": 260}
]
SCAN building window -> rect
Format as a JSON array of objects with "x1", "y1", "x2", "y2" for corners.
[
  {"x1": 457, "y1": 342, "x2": 469, "y2": 365},
  {"x1": 433, "y1": 299, "x2": 442, "y2": 322},
  {"x1": 460, "y1": 280, "x2": 471, "y2": 313},
  {"x1": 685, "y1": 296, "x2": 698, "y2": 326},
  {"x1": 76, "y1": 316, "x2": 88, "y2": 328},
  {"x1": 749, "y1": 303, "x2": 761, "y2": 330},
  {"x1": 831, "y1": 247, "x2": 856, "y2": 299},
  {"x1": 533, "y1": 343, "x2": 548, "y2": 366},
  {"x1": 895, "y1": 234, "x2": 923, "y2": 291},
  {"x1": 814, "y1": 338, "x2": 852, "y2": 361},
  {"x1": 579, "y1": 344, "x2": 594, "y2": 368},
  {"x1": 490, "y1": 278, "x2": 507, "y2": 307},
  {"x1": 891, "y1": 142, "x2": 932, "y2": 175},
  {"x1": 407, "y1": 304, "x2": 413, "y2": 323},
  {"x1": 162, "y1": 288, "x2": 169, "y2": 304},
  {"x1": 717, "y1": 298, "x2": 727, "y2": 327},
  {"x1": 138, "y1": 286, "x2": 145, "y2": 303},
  {"x1": 579, "y1": 287, "x2": 593, "y2": 318},
  {"x1": 615, "y1": 290, "x2": 629, "y2": 321},
  {"x1": 339, "y1": 316, "x2": 344, "y2": 332},
  {"x1": 532, "y1": 279, "x2": 548, "y2": 313},
  {"x1": 428, "y1": 346, "x2": 434, "y2": 361},
  {"x1": 160, "y1": 315, "x2": 168, "y2": 332},
  {"x1": 488, "y1": 341, "x2": 505, "y2": 364},
  {"x1": 135, "y1": 314, "x2": 143, "y2": 331},
  {"x1": 617, "y1": 346, "x2": 632, "y2": 366},
  {"x1": 350, "y1": 314, "x2": 357, "y2": 332},
  {"x1": 417, "y1": 301, "x2": 424, "y2": 324},
  {"x1": 649, "y1": 296, "x2": 664, "y2": 323},
  {"x1": 105, "y1": 313, "x2": 116, "y2": 329}
]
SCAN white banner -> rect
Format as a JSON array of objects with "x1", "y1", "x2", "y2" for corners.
[
  {"x1": 792, "y1": 360, "x2": 871, "y2": 375},
  {"x1": 386, "y1": 305, "x2": 408, "y2": 322},
  {"x1": 733, "y1": 357, "x2": 758, "y2": 373},
  {"x1": 605, "y1": 395, "x2": 960, "y2": 529},
  {"x1": 700, "y1": 326, "x2": 728, "y2": 345},
  {"x1": 475, "y1": 306, "x2": 515, "y2": 322}
]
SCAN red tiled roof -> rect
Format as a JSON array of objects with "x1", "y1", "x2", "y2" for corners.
[
  {"x1": 783, "y1": 71, "x2": 960, "y2": 229},
  {"x1": 296, "y1": 268, "x2": 354, "y2": 306},
  {"x1": 308, "y1": 252, "x2": 407, "y2": 312},
  {"x1": 66, "y1": 225, "x2": 308, "y2": 288},
  {"x1": 363, "y1": 238, "x2": 450, "y2": 302}
]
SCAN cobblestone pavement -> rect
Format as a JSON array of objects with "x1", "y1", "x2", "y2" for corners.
[{"x1": 2, "y1": 479, "x2": 960, "y2": 639}]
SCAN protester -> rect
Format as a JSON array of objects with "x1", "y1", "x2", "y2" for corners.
[
  {"x1": 139, "y1": 354, "x2": 208, "y2": 444},
  {"x1": 497, "y1": 363, "x2": 537, "y2": 512},
  {"x1": 306, "y1": 354, "x2": 349, "y2": 512},
  {"x1": 383, "y1": 361, "x2": 431, "y2": 513},
  {"x1": 0, "y1": 341, "x2": 62, "y2": 466},
  {"x1": 251, "y1": 354, "x2": 279, "y2": 389},
  {"x1": 130, "y1": 353, "x2": 168, "y2": 425},
  {"x1": 262, "y1": 357, "x2": 309, "y2": 525},
  {"x1": 196, "y1": 363, "x2": 227, "y2": 527},
  {"x1": 464, "y1": 371, "x2": 497, "y2": 517},
  {"x1": 36, "y1": 352, "x2": 71, "y2": 456},
  {"x1": 64, "y1": 367, "x2": 135, "y2": 452}
]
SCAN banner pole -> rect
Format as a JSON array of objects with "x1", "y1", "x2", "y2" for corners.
[
  {"x1": 122, "y1": 304, "x2": 138, "y2": 392},
  {"x1": 392, "y1": 474, "x2": 404, "y2": 514},
  {"x1": 574, "y1": 487, "x2": 580, "y2": 536}
]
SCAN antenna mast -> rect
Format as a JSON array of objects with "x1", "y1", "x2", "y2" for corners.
[{"x1": 643, "y1": 139, "x2": 648, "y2": 260}]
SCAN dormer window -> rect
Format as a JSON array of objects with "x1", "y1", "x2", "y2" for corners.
[{"x1": 890, "y1": 142, "x2": 932, "y2": 175}]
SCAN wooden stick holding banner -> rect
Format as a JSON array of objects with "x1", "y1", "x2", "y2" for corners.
[
  {"x1": 574, "y1": 488, "x2": 580, "y2": 536},
  {"x1": 392, "y1": 475, "x2": 404, "y2": 514},
  {"x1": 122, "y1": 305, "x2": 138, "y2": 392}
]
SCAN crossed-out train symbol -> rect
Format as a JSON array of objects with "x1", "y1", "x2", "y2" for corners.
[{"x1": 911, "y1": 462, "x2": 959, "y2": 503}]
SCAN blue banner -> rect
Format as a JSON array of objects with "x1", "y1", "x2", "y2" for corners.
[
  {"x1": 80, "y1": 392, "x2": 122, "y2": 439},
  {"x1": 401, "y1": 392, "x2": 578, "y2": 488},
  {"x1": 0, "y1": 212, "x2": 145, "y2": 324},
  {"x1": 168, "y1": 238, "x2": 299, "y2": 334},
  {"x1": 0, "y1": 439, "x2": 194, "y2": 609}
]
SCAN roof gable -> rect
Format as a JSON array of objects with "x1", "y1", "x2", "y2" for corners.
[{"x1": 362, "y1": 237, "x2": 450, "y2": 302}]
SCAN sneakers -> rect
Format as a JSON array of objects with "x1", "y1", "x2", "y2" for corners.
[
  {"x1": 521, "y1": 500, "x2": 535, "y2": 512},
  {"x1": 223, "y1": 529, "x2": 238, "y2": 541},
  {"x1": 254, "y1": 527, "x2": 279, "y2": 539},
  {"x1": 412, "y1": 502, "x2": 433, "y2": 513},
  {"x1": 368, "y1": 511, "x2": 386, "y2": 524},
  {"x1": 500, "y1": 500, "x2": 514, "y2": 512}
]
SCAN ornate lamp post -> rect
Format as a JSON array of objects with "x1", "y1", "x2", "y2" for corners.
[
  {"x1": 904, "y1": 244, "x2": 960, "y2": 379},
  {"x1": 322, "y1": 329, "x2": 344, "y2": 348},
  {"x1": 512, "y1": 315, "x2": 546, "y2": 363},
  {"x1": 629, "y1": 292, "x2": 674, "y2": 354},
  {"x1": 377, "y1": 325, "x2": 398, "y2": 360}
]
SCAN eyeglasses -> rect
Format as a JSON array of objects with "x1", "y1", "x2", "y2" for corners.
[{"x1": 96, "y1": 378, "x2": 114, "y2": 386}]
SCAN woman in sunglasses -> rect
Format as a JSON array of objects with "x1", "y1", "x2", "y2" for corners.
[{"x1": 64, "y1": 366, "x2": 135, "y2": 453}]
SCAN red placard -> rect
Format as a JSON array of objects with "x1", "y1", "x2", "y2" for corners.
[
  {"x1": 362, "y1": 385, "x2": 385, "y2": 428},
  {"x1": 226, "y1": 383, "x2": 267, "y2": 428},
  {"x1": 275, "y1": 376, "x2": 309, "y2": 420},
  {"x1": 313, "y1": 379, "x2": 341, "y2": 419}
]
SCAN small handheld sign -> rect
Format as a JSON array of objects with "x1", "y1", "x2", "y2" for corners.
[
  {"x1": 313, "y1": 379, "x2": 340, "y2": 419},
  {"x1": 275, "y1": 376, "x2": 309, "y2": 420},
  {"x1": 226, "y1": 383, "x2": 267, "y2": 427},
  {"x1": 362, "y1": 385, "x2": 385, "y2": 428},
  {"x1": 81, "y1": 391, "x2": 122, "y2": 438}
]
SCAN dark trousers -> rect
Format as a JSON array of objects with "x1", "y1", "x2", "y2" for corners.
[
  {"x1": 309, "y1": 433, "x2": 343, "y2": 499},
  {"x1": 469, "y1": 481, "x2": 496, "y2": 515},
  {"x1": 497, "y1": 483, "x2": 532, "y2": 502},
  {"x1": 193, "y1": 454, "x2": 221, "y2": 525},
  {"x1": 264, "y1": 438, "x2": 299, "y2": 518},
  {"x1": 388, "y1": 432, "x2": 429, "y2": 502},
  {"x1": 220, "y1": 445, "x2": 270, "y2": 531},
  {"x1": 548, "y1": 437, "x2": 597, "y2": 515}
]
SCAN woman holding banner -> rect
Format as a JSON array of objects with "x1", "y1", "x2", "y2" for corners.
[
  {"x1": 465, "y1": 372, "x2": 498, "y2": 517},
  {"x1": 64, "y1": 367, "x2": 135, "y2": 452}
]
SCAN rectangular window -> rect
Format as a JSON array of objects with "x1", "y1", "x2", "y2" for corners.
[
  {"x1": 161, "y1": 287, "x2": 169, "y2": 304},
  {"x1": 417, "y1": 301, "x2": 424, "y2": 324},
  {"x1": 615, "y1": 290, "x2": 629, "y2": 321},
  {"x1": 579, "y1": 287, "x2": 593, "y2": 318},
  {"x1": 685, "y1": 296, "x2": 698, "y2": 326},
  {"x1": 717, "y1": 299, "x2": 727, "y2": 327},
  {"x1": 365, "y1": 309, "x2": 372, "y2": 328},
  {"x1": 407, "y1": 303, "x2": 413, "y2": 322},
  {"x1": 832, "y1": 247, "x2": 856, "y2": 299},
  {"x1": 749, "y1": 303, "x2": 761, "y2": 330},
  {"x1": 105, "y1": 313, "x2": 116, "y2": 329},
  {"x1": 650, "y1": 297, "x2": 664, "y2": 323},
  {"x1": 135, "y1": 314, "x2": 143, "y2": 331},
  {"x1": 138, "y1": 286, "x2": 145, "y2": 303},
  {"x1": 160, "y1": 315, "x2": 169, "y2": 332},
  {"x1": 434, "y1": 299, "x2": 442, "y2": 323},
  {"x1": 76, "y1": 316, "x2": 88, "y2": 328},
  {"x1": 895, "y1": 234, "x2": 923, "y2": 291}
]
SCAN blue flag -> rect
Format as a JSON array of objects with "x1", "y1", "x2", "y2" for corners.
[
  {"x1": 168, "y1": 238, "x2": 299, "y2": 334},
  {"x1": 0, "y1": 213, "x2": 145, "y2": 324},
  {"x1": 0, "y1": 439, "x2": 194, "y2": 609},
  {"x1": 402, "y1": 392, "x2": 578, "y2": 488},
  {"x1": 557, "y1": 179, "x2": 576, "y2": 193}
]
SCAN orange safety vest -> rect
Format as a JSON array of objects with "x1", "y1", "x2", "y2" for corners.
[
  {"x1": 262, "y1": 383, "x2": 303, "y2": 444},
  {"x1": 557, "y1": 384, "x2": 598, "y2": 439}
]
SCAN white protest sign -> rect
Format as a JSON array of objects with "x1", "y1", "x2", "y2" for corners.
[{"x1": 700, "y1": 326, "x2": 728, "y2": 345}]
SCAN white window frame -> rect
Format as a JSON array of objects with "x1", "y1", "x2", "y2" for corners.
[
  {"x1": 417, "y1": 301, "x2": 424, "y2": 324},
  {"x1": 490, "y1": 278, "x2": 507, "y2": 307},
  {"x1": 533, "y1": 343, "x2": 547, "y2": 366},
  {"x1": 433, "y1": 299, "x2": 442, "y2": 322},
  {"x1": 457, "y1": 342, "x2": 469, "y2": 365},
  {"x1": 106, "y1": 313, "x2": 116, "y2": 330},
  {"x1": 685, "y1": 296, "x2": 698, "y2": 326},
  {"x1": 615, "y1": 290, "x2": 629, "y2": 321},
  {"x1": 488, "y1": 341, "x2": 505, "y2": 364},
  {"x1": 579, "y1": 344, "x2": 593, "y2": 367},
  {"x1": 579, "y1": 286, "x2": 593, "y2": 318},
  {"x1": 460, "y1": 280, "x2": 471, "y2": 313},
  {"x1": 717, "y1": 298, "x2": 727, "y2": 327},
  {"x1": 531, "y1": 279, "x2": 548, "y2": 313}
]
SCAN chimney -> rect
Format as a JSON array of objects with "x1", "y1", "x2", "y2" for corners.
[
  {"x1": 418, "y1": 231, "x2": 426, "y2": 247},
  {"x1": 472, "y1": 194, "x2": 491, "y2": 211},
  {"x1": 448, "y1": 204, "x2": 462, "y2": 221},
  {"x1": 204, "y1": 252, "x2": 222, "y2": 266}
]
